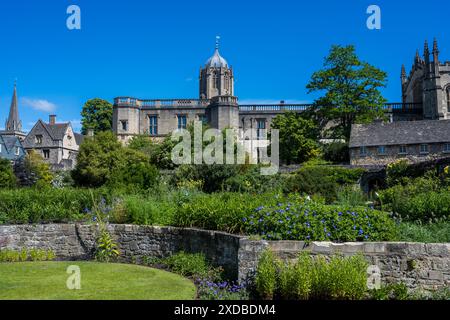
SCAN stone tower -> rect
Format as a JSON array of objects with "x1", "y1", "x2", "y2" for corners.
[
  {"x1": 199, "y1": 37, "x2": 234, "y2": 99},
  {"x1": 401, "y1": 39, "x2": 450, "y2": 120}
]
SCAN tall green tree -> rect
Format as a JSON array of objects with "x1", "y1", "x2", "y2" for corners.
[
  {"x1": 81, "y1": 98, "x2": 113, "y2": 135},
  {"x1": 271, "y1": 112, "x2": 321, "y2": 165},
  {"x1": 307, "y1": 45, "x2": 387, "y2": 141}
]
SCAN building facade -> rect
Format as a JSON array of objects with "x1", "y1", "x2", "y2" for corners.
[
  {"x1": 349, "y1": 120, "x2": 450, "y2": 166},
  {"x1": 22, "y1": 115, "x2": 84, "y2": 170},
  {"x1": 350, "y1": 39, "x2": 450, "y2": 166}
]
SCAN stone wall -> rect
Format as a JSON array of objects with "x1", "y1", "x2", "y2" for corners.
[{"x1": 0, "y1": 224, "x2": 448, "y2": 291}]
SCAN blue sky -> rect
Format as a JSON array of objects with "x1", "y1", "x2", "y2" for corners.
[{"x1": 0, "y1": 0, "x2": 448, "y2": 132}]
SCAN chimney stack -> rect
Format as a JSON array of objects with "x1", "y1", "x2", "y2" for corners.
[{"x1": 49, "y1": 115, "x2": 56, "y2": 125}]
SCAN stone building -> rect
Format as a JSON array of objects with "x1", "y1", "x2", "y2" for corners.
[
  {"x1": 349, "y1": 120, "x2": 450, "y2": 166},
  {"x1": 113, "y1": 38, "x2": 311, "y2": 145},
  {"x1": 401, "y1": 39, "x2": 450, "y2": 120},
  {"x1": 350, "y1": 39, "x2": 450, "y2": 166},
  {"x1": 22, "y1": 115, "x2": 84, "y2": 170},
  {"x1": 0, "y1": 134, "x2": 25, "y2": 161}
]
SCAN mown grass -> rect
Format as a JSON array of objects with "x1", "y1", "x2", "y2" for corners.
[{"x1": 0, "y1": 262, "x2": 196, "y2": 300}]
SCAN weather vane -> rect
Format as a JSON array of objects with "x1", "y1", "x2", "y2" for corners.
[{"x1": 215, "y1": 36, "x2": 220, "y2": 50}]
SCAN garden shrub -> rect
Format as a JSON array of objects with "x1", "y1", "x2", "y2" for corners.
[
  {"x1": 0, "y1": 188, "x2": 106, "y2": 224},
  {"x1": 255, "y1": 251, "x2": 368, "y2": 300},
  {"x1": 255, "y1": 250, "x2": 278, "y2": 300},
  {"x1": 397, "y1": 221, "x2": 450, "y2": 243},
  {"x1": 284, "y1": 165, "x2": 364, "y2": 202},
  {"x1": 173, "y1": 192, "x2": 283, "y2": 234},
  {"x1": 0, "y1": 158, "x2": 17, "y2": 188},
  {"x1": 159, "y1": 252, "x2": 213, "y2": 279},
  {"x1": 322, "y1": 142, "x2": 350, "y2": 164},
  {"x1": 243, "y1": 198, "x2": 397, "y2": 242}
]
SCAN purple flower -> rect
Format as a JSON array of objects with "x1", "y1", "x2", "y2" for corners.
[
  {"x1": 338, "y1": 212, "x2": 343, "y2": 216},
  {"x1": 327, "y1": 233, "x2": 331, "y2": 237}
]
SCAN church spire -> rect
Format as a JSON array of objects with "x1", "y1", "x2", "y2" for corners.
[
  {"x1": 401, "y1": 64, "x2": 407, "y2": 83},
  {"x1": 432, "y1": 38, "x2": 440, "y2": 63},
  {"x1": 424, "y1": 40, "x2": 430, "y2": 65},
  {"x1": 5, "y1": 82, "x2": 22, "y2": 133}
]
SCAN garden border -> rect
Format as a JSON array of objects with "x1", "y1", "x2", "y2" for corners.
[{"x1": 0, "y1": 224, "x2": 448, "y2": 291}]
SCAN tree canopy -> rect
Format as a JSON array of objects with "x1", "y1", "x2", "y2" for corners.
[
  {"x1": 307, "y1": 45, "x2": 387, "y2": 141},
  {"x1": 271, "y1": 112, "x2": 321, "y2": 165},
  {"x1": 81, "y1": 98, "x2": 113, "y2": 135}
]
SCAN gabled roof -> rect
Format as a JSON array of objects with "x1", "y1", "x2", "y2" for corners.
[
  {"x1": 43, "y1": 122, "x2": 70, "y2": 140},
  {"x1": 349, "y1": 120, "x2": 450, "y2": 148},
  {"x1": 0, "y1": 134, "x2": 22, "y2": 154}
]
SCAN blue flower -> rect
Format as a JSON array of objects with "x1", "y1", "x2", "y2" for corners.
[
  {"x1": 327, "y1": 233, "x2": 331, "y2": 237},
  {"x1": 306, "y1": 235, "x2": 311, "y2": 239},
  {"x1": 353, "y1": 225, "x2": 357, "y2": 230},
  {"x1": 242, "y1": 218, "x2": 247, "y2": 222},
  {"x1": 256, "y1": 206, "x2": 264, "y2": 212},
  {"x1": 364, "y1": 235, "x2": 369, "y2": 240},
  {"x1": 358, "y1": 228, "x2": 364, "y2": 235},
  {"x1": 258, "y1": 218, "x2": 263, "y2": 223},
  {"x1": 321, "y1": 219, "x2": 325, "y2": 224},
  {"x1": 338, "y1": 212, "x2": 343, "y2": 216}
]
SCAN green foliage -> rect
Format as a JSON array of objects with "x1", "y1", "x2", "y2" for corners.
[
  {"x1": 0, "y1": 188, "x2": 98, "y2": 224},
  {"x1": 307, "y1": 45, "x2": 387, "y2": 141},
  {"x1": 378, "y1": 182, "x2": 449, "y2": 222},
  {"x1": 255, "y1": 252, "x2": 368, "y2": 300},
  {"x1": 129, "y1": 135, "x2": 177, "y2": 170},
  {"x1": 73, "y1": 132, "x2": 158, "y2": 190},
  {"x1": 369, "y1": 283, "x2": 410, "y2": 300},
  {"x1": 94, "y1": 228, "x2": 120, "y2": 263},
  {"x1": 0, "y1": 158, "x2": 17, "y2": 188},
  {"x1": 271, "y1": 112, "x2": 321, "y2": 164},
  {"x1": 386, "y1": 159, "x2": 411, "y2": 187},
  {"x1": 284, "y1": 165, "x2": 365, "y2": 202},
  {"x1": 174, "y1": 164, "x2": 285, "y2": 194},
  {"x1": 397, "y1": 221, "x2": 450, "y2": 243},
  {"x1": 244, "y1": 197, "x2": 397, "y2": 242},
  {"x1": 0, "y1": 249, "x2": 56, "y2": 262},
  {"x1": 278, "y1": 253, "x2": 312, "y2": 300},
  {"x1": 336, "y1": 185, "x2": 367, "y2": 206},
  {"x1": 159, "y1": 252, "x2": 217, "y2": 279},
  {"x1": 255, "y1": 250, "x2": 278, "y2": 300},
  {"x1": 80, "y1": 98, "x2": 113, "y2": 135},
  {"x1": 24, "y1": 150, "x2": 54, "y2": 187},
  {"x1": 173, "y1": 192, "x2": 282, "y2": 234},
  {"x1": 322, "y1": 142, "x2": 349, "y2": 164}
]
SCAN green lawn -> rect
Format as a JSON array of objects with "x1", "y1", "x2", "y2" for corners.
[{"x1": 0, "y1": 262, "x2": 196, "y2": 300}]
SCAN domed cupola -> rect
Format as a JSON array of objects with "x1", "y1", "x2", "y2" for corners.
[
  {"x1": 206, "y1": 47, "x2": 228, "y2": 68},
  {"x1": 199, "y1": 36, "x2": 234, "y2": 99}
]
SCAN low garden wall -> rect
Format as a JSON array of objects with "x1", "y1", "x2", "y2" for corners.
[{"x1": 0, "y1": 224, "x2": 448, "y2": 291}]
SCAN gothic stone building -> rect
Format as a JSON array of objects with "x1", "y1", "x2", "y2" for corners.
[{"x1": 350, "y1": 39, "x2": 450, "y2": 166}]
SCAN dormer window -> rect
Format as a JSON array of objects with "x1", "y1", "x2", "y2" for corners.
[{"x1": 35, "y1": 135, "x2": 43, "y2": 144}]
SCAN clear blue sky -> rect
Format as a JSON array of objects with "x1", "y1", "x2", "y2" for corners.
[{"x1": 0, "y1": 0, "x2": 448, "y2": 132}]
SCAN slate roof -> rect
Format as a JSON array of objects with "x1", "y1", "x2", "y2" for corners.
[
  {"x1": 349, "y1": 120, "x2": 450, "y2": 148},
  {"x1": 74, "y1": 133, "x2": 84, "y2": 145},
  {"x1": 42, "y1": 122, "x2": 70, "y2": 140},
  {"x1": 1, "y1": 135, "x2": 20, "y2": 152}
]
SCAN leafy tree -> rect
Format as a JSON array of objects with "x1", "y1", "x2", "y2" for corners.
[
  {"x1": 307, "y1": 45, "x2": 387, "y2": 141},
  {"x1": 129, "y1": 135, "x2": 177, "y2": 170},
  {"x1": 0, "y1": 158, "x2": 17, "y2": 188},
  {"x1": 24, "y1": 150, "x2": 54, "y2": 187},
  {"x1": 81, "y1": 98, "x2": 113, "y2": 135},
  {"x1": 271, "y1": 112, "x2": 321, "y2": 164},
  {"x1": 72, "y1": 131, "x2": 158, "y2": 189}
]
